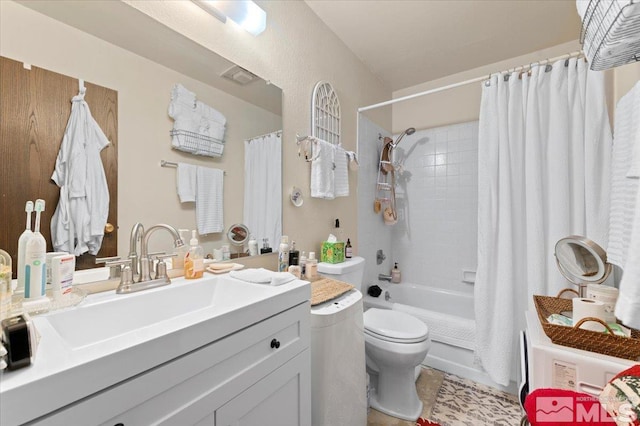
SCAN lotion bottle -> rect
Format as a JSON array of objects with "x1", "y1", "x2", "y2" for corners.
[
  {"x1": 391, "y1": 262, "x2": 401, "y2": 283},
  {"x1": 248, "y1": 234, "x2": 258, "y2": 256},
  {"x1": 25, "y1": 199, "x2": 46, "y2": 299},
  {"x1": 184, "y1": 231, "x2": 204, "y2": 279},
  {"x1": 305, "y1": 252, "x2": 318, "y2": 280}
]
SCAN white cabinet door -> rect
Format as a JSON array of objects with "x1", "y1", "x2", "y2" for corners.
[{"x1": 216, "y1": 349, "x2": 311, "y2": 426}]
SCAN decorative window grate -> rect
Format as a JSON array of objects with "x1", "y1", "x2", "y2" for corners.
[{"x1": 311, "y1": 81, "x2": 341, "y2": 145}]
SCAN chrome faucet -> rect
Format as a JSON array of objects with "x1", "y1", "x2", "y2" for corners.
[
  {"x1": 128, "y1": 222, "x2": 145, "y2": 281},
  {"x1": 139, "y1": 224, "x2": 184, "y2": 282},
  {"x1": 378, "y1": 273, "x2": 392, "y2": 282}
]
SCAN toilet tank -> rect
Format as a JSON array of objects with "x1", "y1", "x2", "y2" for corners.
[{"x1": 317, "y1": 256, "x2": 365, "y2": 291}]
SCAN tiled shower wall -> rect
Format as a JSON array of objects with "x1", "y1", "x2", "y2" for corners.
[
  {"x1": 357, "y1": 116, "x2": 393, "y2": 287},
  {"x1": 358, "y1": 119, "x2": 479, "y2": 294}
]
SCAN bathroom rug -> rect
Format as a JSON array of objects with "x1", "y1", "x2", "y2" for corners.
[{"x1": 429, "y1": 373, "x2": 520, "y2": 426}]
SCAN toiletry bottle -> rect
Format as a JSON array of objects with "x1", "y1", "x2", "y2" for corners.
[
  {"x1": 184, "y1": 230, "x2": 204, "y2": 279},
  {"x1": 305, "y1": 252, "x2": 318, "y2": 280},
  {"x1": 173, "y1": 229, "x2": 189, "y2": 270},
  {"x1": 345, "y1": 238, "x2": 353, "y2": 258},
  {"x1": 278, "y1": 236, "x2": 290, "y2": 272},
  {"x1": 289, "y1": 241, "x2": 299, "y2": 266},
  {"x1": 17, "y1": 201, "x2": 34, "y2": 294},
  {"x1": 299, "y1": 251, "x2": 307, "y2": 278},
  {"x1": 0, "y1": 249, "x2": 12, "y2": 320},
  {"x1": 391, "y1": 262, "x2": 401, "y2": 283},
  {"x1": 248, "y1": 234, "x2": 258, "y2": 256},
  {"x1": 335, "y1": 218, "x2": 344, "y2": 242},
  {"x1": 260, "y1": 238, "x2": 272, "y2": 254},
  {"x1": 25, "y1": 199, "x2": 46, "y2": 299}
]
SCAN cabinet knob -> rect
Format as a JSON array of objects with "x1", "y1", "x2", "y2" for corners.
[
  {"x1": 270, "y1": 338, "x2": 280, "y2": 349},
  {"x1": 105, "y1": 222, "x2": 115, "y2": 233}
]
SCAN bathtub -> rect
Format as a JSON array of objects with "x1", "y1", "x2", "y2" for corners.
[{"x1": 363, "y1": 283, "x2": 509, "y2": 391}]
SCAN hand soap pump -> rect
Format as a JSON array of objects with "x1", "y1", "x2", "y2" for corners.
[
  {"x1": 184, "y1": 231, "x2": 204, "y2": 279},
  {"x1": 173, "y1": 229, "x2": 189, "y2": 270},
  {"x1": 391, "y1": 262, "x2": 401, "y2": 283}
]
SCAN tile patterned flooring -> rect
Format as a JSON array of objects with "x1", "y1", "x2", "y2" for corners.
[{"x1": 367, "y1": 368, "x2": 522, "y2": 426}]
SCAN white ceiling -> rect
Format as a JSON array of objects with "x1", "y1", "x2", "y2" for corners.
[{"x1": 305, "y1": 0, "x2": 583, "y2": 91}]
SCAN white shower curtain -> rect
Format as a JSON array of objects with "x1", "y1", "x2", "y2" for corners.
[
  {"x1": 243, "y1": 132, "x2": 282, "y2": 251},
  {"x1": 475, "y1": 58, "x2": 611, "y2": 386}
]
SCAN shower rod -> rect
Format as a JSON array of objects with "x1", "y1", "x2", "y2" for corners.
[{"x1": 358, "y1": 51, "x2": 585, "y2": 112}]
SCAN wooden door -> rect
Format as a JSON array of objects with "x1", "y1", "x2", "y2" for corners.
[{"x1": 0, "y1": 56, "x2": 118, "y2": 276}]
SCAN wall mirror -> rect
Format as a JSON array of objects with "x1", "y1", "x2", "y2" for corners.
[{"x1": 1, "y1": 1, "x2": 282, "y2": 268}]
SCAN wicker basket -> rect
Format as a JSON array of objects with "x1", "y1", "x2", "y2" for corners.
[{"x1": 533, "y1": 294, "x2": 640, "y2": 360}]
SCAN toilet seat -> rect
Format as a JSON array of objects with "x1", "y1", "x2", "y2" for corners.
[{"x1": 364, "y1": 308, "x2": 429, "y2": 344}]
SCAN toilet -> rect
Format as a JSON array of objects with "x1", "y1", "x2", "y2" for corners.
[{"x1": 317, "y1": 257, "x2": 431, "y2": 421}]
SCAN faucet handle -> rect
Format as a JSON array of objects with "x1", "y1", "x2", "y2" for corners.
[
  {"x1": 152, "y1": 254, "x2": 176, "y2": 280},
  {"x1": 96, "y1": 256, "x2": 122, "y2": 279}
]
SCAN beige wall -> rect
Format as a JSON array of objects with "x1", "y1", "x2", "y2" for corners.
[{"x1": 1, "y1": 0, "x2": 392, "y2": 260}]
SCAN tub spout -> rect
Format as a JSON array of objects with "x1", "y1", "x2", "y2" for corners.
[{"x1": 378, "y1": 273, "x2": 392, "y2": 282}]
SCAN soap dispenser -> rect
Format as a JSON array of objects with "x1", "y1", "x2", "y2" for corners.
[
  {"x1": 184, "y1": 231, "x2": 204, "y2": 279},
  {"x1": 391, "y1": 262, "x2": 401, "y2": 283}
]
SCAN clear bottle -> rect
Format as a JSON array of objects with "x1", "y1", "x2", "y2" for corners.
[
  {"x1": 260, "y1": 238, "x2": 272, "y2": 254},
  {"x1": 345, "y1": 238, "x2": 353, "y2": 258},
  {"x1": 305, "y1": 251, "x2": 318, "y2": 280},
  {"x1": 184, "y1": 230, "x2": 204, "y2": 279},
  {"x1": 278, "y1": 236, "x2": 290, "y2": 272},
  {"x1": 173, "y1": 229, "x2": 189, "y2": 270}
]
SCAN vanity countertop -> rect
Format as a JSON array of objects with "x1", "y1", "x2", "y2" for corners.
[{"x1": 0, "y1": 273, "x2": 310, "y2": 426}]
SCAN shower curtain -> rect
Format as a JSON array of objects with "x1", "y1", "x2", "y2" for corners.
[
  {"x1": 475, "y1": 58, "x2": 612, "y2": 386},
  {"x1": 243, "y1": 131, "x2": 282, "y2": 252}
]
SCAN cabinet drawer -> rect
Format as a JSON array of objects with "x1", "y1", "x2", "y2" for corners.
[{"x1": 34, "y1": 302, "x2": 310, "y2": 426}]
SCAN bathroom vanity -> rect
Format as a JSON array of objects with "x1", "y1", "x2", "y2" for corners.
[{"x1": 0, "y1": 274, "x2": 311, "y2": 426}]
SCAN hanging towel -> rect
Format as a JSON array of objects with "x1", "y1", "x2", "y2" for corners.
[
  {"x1": 615, "y1": 83, "x2": 640, "y2": 330},
  {"x1": 310, "y1": 138, "x2": 336, "y2": 199},
  {"x1": 334, "y1": 144, "x2": 349, "y2": 197},
  {"x1": 51, "y1": 82, "x2": 110, "y2": 256},
  {"x1": 195, "y1": 166, "x2": 224, "y2": 234},
  {"x1": 229, "y1": 268, "x2": 296, "y2": 286},
  {"x1": 176, "y1": 162, "x2": 197, "y2": 203},
  {"x1": 608, "y1": 81, "x2": 640, "y2": 268}
]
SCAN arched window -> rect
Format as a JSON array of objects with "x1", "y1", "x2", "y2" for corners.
[{"x1": 311, "y1": 81, "x2": 341, "y2": 145}]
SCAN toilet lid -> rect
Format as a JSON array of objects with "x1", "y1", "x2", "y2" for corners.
[{"x1": 363, "y1": 308, "x2": 428, "y2": 343}]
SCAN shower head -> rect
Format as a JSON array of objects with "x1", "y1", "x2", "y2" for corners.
[{"x1": 391, "y1": 127, "x2": 416, "y2": 148}]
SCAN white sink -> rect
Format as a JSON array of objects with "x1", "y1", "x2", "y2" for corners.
[{"x1": 43, "y1": 276, "x2": 274, "y2": 350}]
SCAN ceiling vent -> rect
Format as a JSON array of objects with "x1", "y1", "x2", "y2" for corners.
[{"x1": 221, "y1": 65, "x2": 258, "y2": 85}]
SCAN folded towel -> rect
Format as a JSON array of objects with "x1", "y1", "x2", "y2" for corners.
[
  {"x1": 195, "y1": 100, "x2": 226, "y2": 126},
  {"x1": 229, "y1": 268, "x2": 296, "y2": 286},
  {"x1": 177, "y1": 162, "x2": 197, "y2": 202},
  {"x1": 169, "y1": 101, "x2": 196, "y2": 120},
  {"x1": 334, "y1": 144, "x2": 349, "y2": 197},
  {"x1": 196, "y1": 166, "x2": 224, "y2": 234},
  {"x1": 171, "y1": 83, "x2": 196, "y2": 103},
  {"x1": 310, "y1": 138, "x2": 335, "y2": 199}
]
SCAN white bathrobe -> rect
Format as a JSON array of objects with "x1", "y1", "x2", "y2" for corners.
[{"x1": 51, "y1": 85, "x2": 110, "y2": 256}]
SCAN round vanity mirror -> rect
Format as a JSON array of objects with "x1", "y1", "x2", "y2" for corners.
[
  {"x1": 227, "y1": 224, "x2": 249, "y2": 246},
  {"x1": 554, "y1": 235, "x2": 611, "y2": 295}
]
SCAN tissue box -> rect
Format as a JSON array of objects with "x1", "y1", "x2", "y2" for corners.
[{"x1": 321, "y1": 241, "x2": 345, "y2": 264}]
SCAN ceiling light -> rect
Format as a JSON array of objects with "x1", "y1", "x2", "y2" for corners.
[{"x1": 192, "y1": 0, "x2": 267, "y2": 36}]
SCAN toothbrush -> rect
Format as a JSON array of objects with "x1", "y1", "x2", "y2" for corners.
[
  {"x1": 16, "y1": 201, "x2": 34, "y2": 293},
  {"x1": 25, "y1": 199, "x2": 46, "y2": 299}
]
